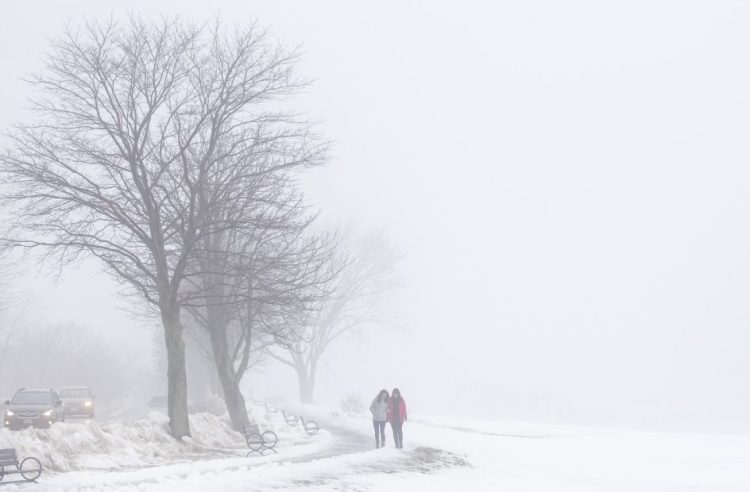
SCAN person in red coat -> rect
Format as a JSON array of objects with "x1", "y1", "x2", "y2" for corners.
[{"x1": 387, "y1": 387, "x2": 407, "y2": 448}]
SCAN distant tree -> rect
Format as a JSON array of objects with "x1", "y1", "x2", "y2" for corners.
[
  {"x1": 0, "y1": 255, "x2": 27, "y2": 386},
  {"x1": 0, "y1": 16, "x2": 311, "y2": 438},
  {"x1": 269, "y1": 230, "x2": 402, "y2": 403},
  {"x1": 0, "y1": 314, "x2": 24, "y2": 393},
  {"x1": 0, "y1": 322, "x2": 139, "y2": 404}
]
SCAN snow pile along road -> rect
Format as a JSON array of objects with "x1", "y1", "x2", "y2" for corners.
[
  {"x1": 0, "y1": 412, "x2": 244, "y2": 471},
  {"x1": 0, "y1": 408, "x2": 326, "y2": 473}
]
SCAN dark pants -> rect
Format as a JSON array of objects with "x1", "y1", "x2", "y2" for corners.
[
  {"x1": 373, "y1": 420, "x2": 386, "y2": 447},
  {"x1": 391, "y1": 420, "x2": 404, "y2": 448}
]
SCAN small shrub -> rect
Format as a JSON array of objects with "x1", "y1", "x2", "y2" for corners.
[{"x1": 340, "y1": 393, "x2": 365, "y2": 414}]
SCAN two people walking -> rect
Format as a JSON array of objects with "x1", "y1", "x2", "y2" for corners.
[{"x1": 370, "y1": 388, "x2": 407, "y2": 449}]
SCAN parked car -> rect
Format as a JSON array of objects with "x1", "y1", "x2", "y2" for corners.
[
  {"x1": 4, "y1": 388, "x2": 65, "y2": 430},
  {"x1": 59, "y1": 387, "x2": 96, "y2": 418},
  {"x1": 148, "y1": 395, "x2": 167, "y2": 409}
]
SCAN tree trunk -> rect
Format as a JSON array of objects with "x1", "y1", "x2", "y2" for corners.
[
  {"x1": 207, "y1": 320, "x2": 251, "y2": 431},
  {"x1": 221, "y1": 374, "x2": 251, "y2": 431},
  {"x1": 208, "y1": 362, "x2": 223, "y2": 398},
  {"x1": 162, "y1": 305, "x2": 191, "y2": 440},
  {"x1": 296, "y1": 360, "x2": 316, "y2": 404}
]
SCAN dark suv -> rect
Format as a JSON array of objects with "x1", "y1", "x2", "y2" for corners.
[{"x1": 4, "y1": 388, "x2": 65, "y2": 430}]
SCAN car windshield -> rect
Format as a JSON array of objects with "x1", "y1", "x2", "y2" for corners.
[
  {"x1": 60, "y1": 388, "x2": 90, "y2": 398},
  {"x1": 12, "y1": 391, "x2": 52, "y2": 405}
]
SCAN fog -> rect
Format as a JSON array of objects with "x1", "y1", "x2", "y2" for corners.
[{"x1": 1, "y1": 0, "x2": 749, "y2": 436}]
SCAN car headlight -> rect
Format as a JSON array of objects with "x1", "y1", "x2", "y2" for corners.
[
  {"x1": 84, "y1": 401, "x2": 93, "y2": 407},
  {"x1": 43, "y1": 410, "x2": 53, "y2": 417},
  {"x1": 5, "y1": 410, "x2": 14, "y2": 416}
]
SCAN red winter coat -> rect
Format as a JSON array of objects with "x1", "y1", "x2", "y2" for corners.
[{"x1": 387, "y1": 397, "x2": 407, "y2": 424}]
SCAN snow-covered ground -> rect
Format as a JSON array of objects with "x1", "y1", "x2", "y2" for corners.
[
  {"x1": 284, "y1": 404, "x2": 750, "y2": 492},
  {"x1": 1, "y1": 402, "x2": 748, "y2": 491}
]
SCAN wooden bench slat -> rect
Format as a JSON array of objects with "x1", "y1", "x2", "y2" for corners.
[
  {"x1": 0, "y1": 447, "x2": 21, "y2": 468},
  {"x1": 0, "y1": 448, "x2": 43, "y2": 482}
]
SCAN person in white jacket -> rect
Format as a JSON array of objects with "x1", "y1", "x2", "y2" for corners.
[{"x1": 370, "y1": 389, "x2": 390, "y2": 448}]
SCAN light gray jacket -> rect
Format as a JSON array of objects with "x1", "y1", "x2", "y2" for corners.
[{"x1": 370, "y1": 398, "x2": 388, "y2": 422}]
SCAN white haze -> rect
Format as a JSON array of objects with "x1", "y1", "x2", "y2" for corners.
[{"x1": 1, "y1": 1, "x2": 749, "y2": 434}]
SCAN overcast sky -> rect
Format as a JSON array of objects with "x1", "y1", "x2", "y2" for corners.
[{"x1": 1, "y1": 1, "x2": 749, "y2": 433}]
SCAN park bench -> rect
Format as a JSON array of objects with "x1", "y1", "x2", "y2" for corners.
[
  {"x1": 277, "y1": 406, "x2": 319, "y2": 436},
  {"x1": 0, "y1": 448, "x2": 42, "y2": 484},
  {"x1": 243, "y1": 423, "x2": 278, "y2": 456},
  {"x1": 281, "y1": 410, "x2": 298, "y2": 427},
  {"x1": 299, "y1": 416, "x2": 320, "y2": 436},
  {"x1": 264, "y1": 403, "x2": 278, "y2": 414}
]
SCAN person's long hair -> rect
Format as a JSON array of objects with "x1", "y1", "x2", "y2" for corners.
[
  {"x1": 391, "y1": 388, "x2": 402, "y2": 401},
  {"x1": 376, "y1": 389, "x2": 389, "y2": 403}
]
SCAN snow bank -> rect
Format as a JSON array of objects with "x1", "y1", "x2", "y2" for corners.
[
  {"x1": 0, "y1": 407, "x2": 327, "y2": 473},
  {"x1": 6, "y1": 402, "x2": 749, "y2": 491},
  {"x1": 0, "y1": 412, "x2": 241, "y2": 471}
]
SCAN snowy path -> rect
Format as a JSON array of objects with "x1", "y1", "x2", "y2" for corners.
[
  {"x1": 7, "y1": 416, "x2": 468, "y2": 491},
  {"x1": 4, "y1": 409, "x2": 748, "y2": 491}
]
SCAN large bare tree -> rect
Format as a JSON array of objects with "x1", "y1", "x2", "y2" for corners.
[
  {"x1": 270, "y1": 230, "x2": 402, "y2": 403},
  {"x1": 0, "y1": 16, "x2": 312, "y2": 438}
]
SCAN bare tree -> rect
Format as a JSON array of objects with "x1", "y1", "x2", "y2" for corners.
[
  {"x1": 0, "y1": 322, "x2": 141, "y2": 405},
  {"x1": 269, "y1": 230, "x2": 402, "y2": 403},
  {"x1": 0, "y1": 308, "x2": 28, "y2": 390},
  {"x1": 0, "y1": 16, "x2": 315, "y2": 438},
  {"x1": 0, "y1": 248, "x2": 31, "y2": 388},
  {"x1": 185, "y1": 183, "x2": 338, "y2": 430}
]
